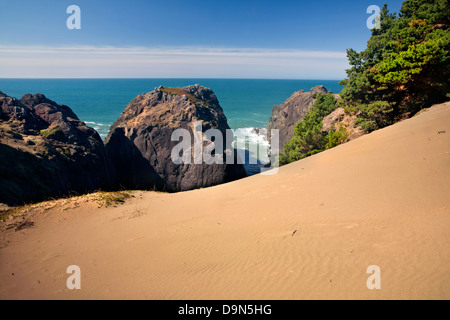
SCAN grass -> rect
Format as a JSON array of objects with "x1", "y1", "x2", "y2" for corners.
[
  {"x1": 0, "y1": 191, "x2": 136, "y2": 223},
  {"x1": 160, "y1": 87, "x2": 210, "y2": 109},
  {"x1": 93, "y1": 191, "x2": 135, "y2": 208},
  {"x1": 0, "y1": 207, "x2": 15, "y2": 222},
  {"x1": 40, "y1": 125, "x2": 63, "y2": 139}
]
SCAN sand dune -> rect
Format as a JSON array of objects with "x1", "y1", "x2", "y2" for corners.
[{"x1": 1, "y1": 102, "x2": 449, "y2": 300}]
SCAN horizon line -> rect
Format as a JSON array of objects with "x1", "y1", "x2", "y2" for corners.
[{"x1": 0, "y1": 77, "x2": 344, "y2": 81}]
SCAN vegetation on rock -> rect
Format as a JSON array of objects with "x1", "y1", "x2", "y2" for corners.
[
  {"x1": 280, "y1": 0, "x2": 449, "y2": 165},
  {"x1": 279, "y1": 93, "x2": 343, "y2": 165}
]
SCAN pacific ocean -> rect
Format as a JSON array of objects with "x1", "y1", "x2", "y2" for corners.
[{"x1": 0, "y1": 78, "x2": 342, "y2": 175}]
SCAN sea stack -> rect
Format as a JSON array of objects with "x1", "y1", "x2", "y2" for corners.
[{"x1": 105, "y1": 85, "x2": 247, "y2": 192}]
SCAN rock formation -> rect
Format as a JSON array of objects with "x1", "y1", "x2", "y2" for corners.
[
  {"x1": 321, "y1": 107, "x2": 364, "y2": 141},
  {"x1": 105, "y1": 85, "x2": 247, "y2": 192},
  {"x1": 267, "y1": 85, "x2": 340, "y2": 151},
  {"x1": 0, "y1": 91, "x2": 113, "y2": 206}
]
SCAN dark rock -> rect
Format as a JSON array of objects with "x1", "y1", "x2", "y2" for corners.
[
  {"x1": 0, "y1": 91, "x2": 46, "y2": 133},
  {"x1": 0, "y1": 92, "x2": 114, "y2": 206},
  {"x1": 105, "y1": 85, "x2": 246, "y2": 192},
  {"x1": 267, "y1": 86, "x2": 339, "y2": 151},
  {"x1": 310, "y1": 85, "x2": 328, "y2": 96}
]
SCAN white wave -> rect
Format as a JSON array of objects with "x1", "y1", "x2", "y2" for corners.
[
  {"x1": 85, "y1": 121, "x2": 110, "y2": 127},
  {"x1": 233, "y1": 127, "x2": 270, "y2": 147},
  {"x1": 232, "y1": 127, "x2": 271, "y2": 165}
]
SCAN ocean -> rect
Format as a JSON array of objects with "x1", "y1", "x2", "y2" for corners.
[{"x1": 0, "y1": 79, "x2": 342, "y2": 175}]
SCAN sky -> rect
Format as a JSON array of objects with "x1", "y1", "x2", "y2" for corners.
[{"x1": 0, "y1": 0, "x2": 405, "y2": 79}]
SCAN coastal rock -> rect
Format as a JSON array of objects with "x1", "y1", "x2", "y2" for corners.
[
  {"x1": 0, "y1": 91, "x2": 113, "y2": 206},
  {"x1": 321, "y1": 107, "x2": 364, "y2": 141},
  {"x1": 321, "y1": 107, "x2": 346, "y2": 132},
  {"x1": 105, "y1": 85, "x2": 247, "y2": 192},
  {"x1": 310, "y1": 85, "x2": 329, "y2": 96},
  {"x1": 267, "y1": 86, "x2": 339, "y2": 151}
]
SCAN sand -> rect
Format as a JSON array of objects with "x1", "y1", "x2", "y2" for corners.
[{"x1": 1, "y1": 102, "x2": 449, "y2": 300}]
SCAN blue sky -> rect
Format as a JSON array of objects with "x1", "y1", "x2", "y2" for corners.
[{"x1": 0, "y1": 0, "x2": 405, "y2": 79}]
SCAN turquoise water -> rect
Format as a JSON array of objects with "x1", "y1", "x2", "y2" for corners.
[
  {"x1": 0, "y1": 79, "x2": 342, "y2": 136},
  {"x1": 0, "y1": 79, "x2": 342, "y2": 175}
]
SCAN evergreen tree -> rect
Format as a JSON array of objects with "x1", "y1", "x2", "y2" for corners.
[
  {"x1": 340, "y1": 0, "x2": 449, "y2": 132},
  {"x1": 279, "y1": 93, "x2": 340, "y2": 165},
  {"x1": 279, "y1": 0, "x2": 449, "y2": 165}
]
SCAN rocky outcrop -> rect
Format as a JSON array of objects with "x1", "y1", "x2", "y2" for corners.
[
  {"x1": 267, "y1": 86, "x2": 340, "y2": 151},
  {"x1": 321, "y1": 107, "x2": 346, "y2": 132},
  {"x1": 105, "y1": 85, "x2": 246, "y2": 192},
  {"x1": 0, "y1": 85, "x2": 247, "y2": 205},
  {"x1": 321, "y1": 107, "x2": 364, "y2": 141},
  {"x1": 0, "y1": 91, "x2": 113, "y2": 206}
]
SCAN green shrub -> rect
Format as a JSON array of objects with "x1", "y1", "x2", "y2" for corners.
[
  {"x1": 325, "y1": 124, "x2": 349, "y2": 149},
  {"x1": 40, "y1": 125, "x2": 63, "y2": 139},
  {"x1": 279, "y1": 93, "x2": 338, "y2": 165}
]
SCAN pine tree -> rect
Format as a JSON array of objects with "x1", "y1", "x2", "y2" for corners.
[{"x1": 340, "y1": 0, "x2": 450, "y2": 132}]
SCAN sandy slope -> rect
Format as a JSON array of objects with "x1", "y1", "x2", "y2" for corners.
[{"x1": 1, "y1": 102, "x2": 449, "y2": 300}]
